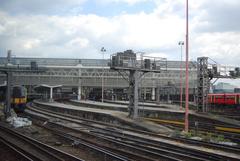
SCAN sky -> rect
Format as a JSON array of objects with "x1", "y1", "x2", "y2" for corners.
[{"x1": 0, "y1": 0, "x2": 240, "y2": 67}]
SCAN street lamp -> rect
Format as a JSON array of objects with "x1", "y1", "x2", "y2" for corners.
[
  {"x1": 185, "y1": 0, "x2": 189, "y2": 133},
  {"x1": 178, "y1": 41, "x2": 184, "y2": 110},
  {"x1": 101, "y1": 47, "x2": 106, "y2": 103}
]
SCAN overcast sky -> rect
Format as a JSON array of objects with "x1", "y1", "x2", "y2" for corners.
[{"x1": 0, "y1": 0, "x2": 240, "y2": 66}]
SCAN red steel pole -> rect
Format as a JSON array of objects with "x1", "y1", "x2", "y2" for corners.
[{"x1": 185, "y1": 0, "x2": 189, "y2": 132}]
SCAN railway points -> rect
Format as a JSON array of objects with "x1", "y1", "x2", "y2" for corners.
[{"x1": 24, "y1": 102, "x2": 240, "y2": 160}]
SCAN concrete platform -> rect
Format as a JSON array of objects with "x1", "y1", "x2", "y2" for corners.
[
  {"x1": 32, "y1": 100, "x2": 173, "y2": 134},
  {"x1": 70, "y1": 99, "x2": 184, "y2": 111},
  {"x1": 69, "y1": 100, "x2": 185, "y2": 120},
  {"x1": 69, "y1": 100, "x2": 240, "y2": 128},
  {"x1": 104, "y1": 99, "x2": 182, "y2": 110}
]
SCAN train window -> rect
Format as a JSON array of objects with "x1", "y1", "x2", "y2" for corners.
[
  {"x1": 226, "y1": 96, "x2": 235, "y2": 99},
  {"x1": 12, "y1": 86, "x2": 26, "y2": 98},
  {"x1": 22, "y1": 88, "x2": 27, "y2": 96},
  {"x1": 215, "y1": 96, "x2": 224, "y2": 98},
  {"x1": 12, "y1": 87, "x2": 21, "y2": 97}
]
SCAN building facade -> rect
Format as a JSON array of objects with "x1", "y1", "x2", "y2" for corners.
[{"x1": 0, "y1": 57, "x2": 197, "y2": 102}]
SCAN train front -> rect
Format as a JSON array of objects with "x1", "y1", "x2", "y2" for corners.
[{"x1": 11, "y1": 86, "x2": 27, "y2": 112}]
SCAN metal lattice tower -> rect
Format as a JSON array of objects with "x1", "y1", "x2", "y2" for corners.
[
  {"x1": 197, "y1": 57, "x2": 210, "y2": 112},
  {"x1": 110, "y1": 50, "x2": 167, "y2": 119}
]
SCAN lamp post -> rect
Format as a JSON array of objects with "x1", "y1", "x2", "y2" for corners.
[
  {"x1": 101, "y1": 47, "x2": 106, "y2": 103},
  {"x1": 185, "y1": 0, "x2": 189, "y2": 133},
  {"x1": 178, "y1": 41, "x2": 184, "y2": 110}
]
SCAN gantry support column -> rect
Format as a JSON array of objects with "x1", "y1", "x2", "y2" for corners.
[
  {"x1": 4, "y1": 71, "x2": 12, "y2": 119},
  {"x1": 197, "y1": 57, "x2": 210, "y2": 112},
  {"x1": 128, "y1": 70, "x2": 139, "y2": 119}
]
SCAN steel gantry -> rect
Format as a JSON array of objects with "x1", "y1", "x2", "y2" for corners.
[
  {"x1": 110, "y1": 50, "x2": 167, "y2": 119},
  {"x1": 197, "y1": 57, "x2": 240, "y2": 112},
  {"x1": 197, "y1": 57, "x2": 211, "y2": 112},
  {"x1": 0, "y1": 55, "x2": 198, "y2": 110}
]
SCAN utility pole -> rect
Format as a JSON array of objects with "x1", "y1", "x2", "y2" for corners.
[
  {"x1": 4, "y1": 50, "x2": 12, "y2": 119},
  {"x1": 185, "y1": 0, "x2": 189, "y2": 132},
  {"x1": 178, "y1": 41, "x2": 184, "y2": 110},
  {"x1": 101, "y1": 47, "x2": 106, "y2": 103}
]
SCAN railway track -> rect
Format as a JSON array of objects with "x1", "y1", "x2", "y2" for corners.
[
  {"x1": 145, "y1": 117, "x2": 240, "y2": 143},
  {"x1": 0, "y1": 123, "x2": 84, "y2": 161},
  {"x1": 36, "y1": 122, "x2": 174, "y2": 161},
  {"x1": 52, "y1": 100, "x2": 240, "y2": 146},
  {"x1": 30, "y1": 102, "x2": 240, "y2": 150},
  {"x1": 70, "y1": 99, "x2": 240, "y2": 142},
  {"x1": 210, "y1": 112, "x2": 240, "y2": 121},
  {"x1": 26, "y1": 102, "x2": 240, "y2": 161},
  {"x1": 0, "y1": 138, "x2": 33, "y2": 161}
]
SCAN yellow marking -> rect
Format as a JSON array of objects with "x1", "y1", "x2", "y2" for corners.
[
  {"x1": 11, "y1": 98, "x2": 27, "y2": 104},
  {"x1": 14, "y1": 98, "x2": 20, "y2": 104},
  {"x1": 215, "y1": 126, "x2": 240, "y2": 133},
  {"x1": 20, "y1": 98, "x2": 27, "y2": 103},
  {"x1": 145, "y1": 118, "x2": 240, "y2": 133},
  {"x1": 145, "y1": 118, "x2": 184, "y2": 125}
]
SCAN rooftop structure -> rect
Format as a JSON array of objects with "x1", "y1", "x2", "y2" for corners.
[{"x1": 0, "y1": 56, "x2": 197, "y2": 103}]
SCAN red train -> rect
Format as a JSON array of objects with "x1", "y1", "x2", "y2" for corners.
[{"x1": 208, "y1": 93, "x2": 240, "y2": 106}]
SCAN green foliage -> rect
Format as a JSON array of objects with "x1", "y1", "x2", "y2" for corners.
[
  {"x1": 176, "y1": 129, "x2": 232, "y2": 144},
  {"x1": 183, "y1": 130, "x2": 194, "y2": 138},
  {"x1": 216, "y1": 135, "x2": 225, "y2": 142},
  {"x1": 203, "y1": 132, "x2": 213, "y2": 141}
]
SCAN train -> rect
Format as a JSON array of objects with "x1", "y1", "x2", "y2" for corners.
[
  {"x1": 208, "y1": 93, "x2": 240, "y2": 107},
  {"x1": 0, "y1": 85, "x2": 27, "y2": 112}
]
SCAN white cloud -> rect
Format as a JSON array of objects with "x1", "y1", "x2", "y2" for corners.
[
  {"x1": 0, "y1": 0, "x2": 87, "y2": 15},
  {"x1": 66, "y1": 38, "x2": 89, "y2": 48},
  {"x1": 0, "y1": 0, "x2": 240, "y2": 67},
  {"x1": 191, "y1": 32, "x2": 240, "y2": 65},
  {"x1": 100, "y1": 0, "x2": 148, "y2": 5},
  {"x1": 119, "y1": 12, "x2": 184, "y2": 48},
  {"x1": 0, "y1": 10, "x2": 186, "y2": 58},
  {"x1": 23, "y1": 39, "x2": 41, "y2": 49}
]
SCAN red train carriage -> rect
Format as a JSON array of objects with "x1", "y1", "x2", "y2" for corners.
[
  {"x1": 208, "y1": 93, "x2": 240, "y2": 106},
  {"x1": 225, "y1": 94, "x2": 239, "y2": 105}
]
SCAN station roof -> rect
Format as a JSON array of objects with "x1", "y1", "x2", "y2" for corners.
[
  {"x1": 0, "y1": 57, "x2": 197, "y2": 69},
  {"x1": 34, "y1": 84, "x2": 62, "y2": 89}
]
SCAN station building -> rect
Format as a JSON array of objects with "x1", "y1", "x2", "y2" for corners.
[{"x1": 0, "y1": 57, "x2": 197, "y2": 102}]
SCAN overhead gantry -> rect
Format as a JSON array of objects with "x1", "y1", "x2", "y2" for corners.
[
  {"x1": 197, "y1": 57, "x2": 240, "y2": 112},
  {"x1": 110, "y1": 50, "x2": 167, "y2": 119}
]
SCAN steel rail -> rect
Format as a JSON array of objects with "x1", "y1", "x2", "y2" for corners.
[
  {"x1": 0, "y1": 123, "x2": 84, "y2": 161},
  {"x1": 0, "y1": 138, "x2": 33, "y2": 161},
  {"x1": 30, "y1": 102, "x2": 240, "y2": 153},
  {"x1": 27, "y1": 103, "x2": 240, "y2": 160}
]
